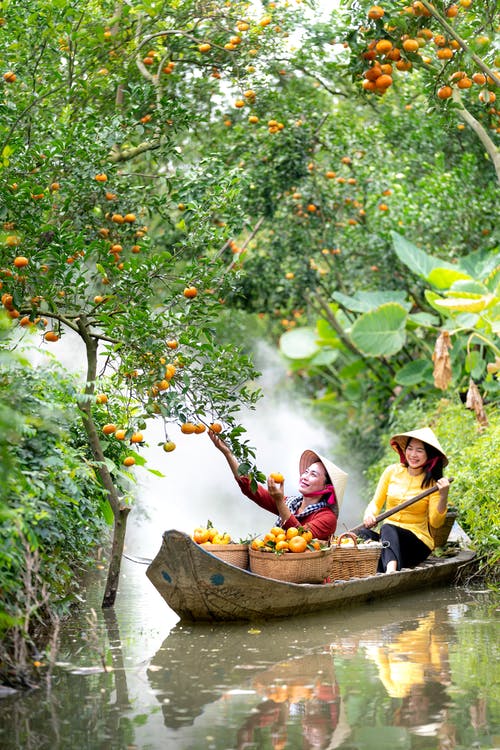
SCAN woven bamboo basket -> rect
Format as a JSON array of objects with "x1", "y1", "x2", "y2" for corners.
[
  {"x1": 249, "y1": 547, "x2": 331, "y2": 584},
  {"x1": 201, "y1": 543, "x2": 249, "y2": 569},
  {"x1": 430, "y1": 509, "x2": 458, "y2": 548},
  {"x1": 328, "y1": 532, "x2": 382, "y2": 581}
]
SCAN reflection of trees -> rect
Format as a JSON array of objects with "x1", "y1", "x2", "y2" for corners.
[{"x1": 0, "y1": 608, "x2": 134, "y2": 749}]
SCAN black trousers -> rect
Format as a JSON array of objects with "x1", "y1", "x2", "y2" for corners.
[{"x1": 357, "y1": 523, "x2": 431, "y2": 572}]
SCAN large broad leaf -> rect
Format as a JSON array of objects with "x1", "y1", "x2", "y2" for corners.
[
  {"x1": 310, "y1": 348, "x2": 339, "y2": 366},
  {"x1": 459, "y1": 248, "x2": 499, "y2": 279},
  {"x1": 434, "y1": 293, "x2": 496, "y2": 313},
  {"x1": 391, "y1": 231, "x2": 454, "y2": 279},
  {"x1": 332, "y1": 290, "x2": 411, "y2": 313},
  {"x1": 395, "y1": 359, "x2": 434, "y2": 386},
  {"x1": 350, "y1": 303, "x2": 408, "y2": 356},
  {"x1": 279, "y1": 327, "x2": 319, "y2": 360},
  {"x1": 427, "y1": 267, "x2": 472, "y2": 290},
  {"x1": 450, "y1": 279, "x2": 489, "y2": 295},
  {"x1": 407, "y1": 311, "x2": 440, "y2": 328}
]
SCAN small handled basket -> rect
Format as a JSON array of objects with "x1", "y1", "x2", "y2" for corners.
[{"x1": 328, "y1": 532, "x2": 382, "y2": 581}]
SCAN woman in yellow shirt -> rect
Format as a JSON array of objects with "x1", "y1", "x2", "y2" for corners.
[{"x1": 359, "y1": 427, "x2": 450, "y2": 573}]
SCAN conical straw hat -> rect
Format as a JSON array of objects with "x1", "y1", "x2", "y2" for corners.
[
  {"x1": 390, "y1": 427, "x2": 448, "y2": 466},
  {"x1": 299, "y1": 450, "x2": 348, "y2": 507}
]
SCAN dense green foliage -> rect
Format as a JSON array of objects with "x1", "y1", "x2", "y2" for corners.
[{"x1": 0, "y1": 336, "x2": 112, "y2": 675}]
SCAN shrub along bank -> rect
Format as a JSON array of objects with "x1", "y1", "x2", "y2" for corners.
[{"x1": 0, "y1": 355, "x2": 111, "y2": 687}]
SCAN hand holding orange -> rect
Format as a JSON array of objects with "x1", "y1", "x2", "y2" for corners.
[{"x1": 269, "y1": 472, "x2": 284, "y2": 483}]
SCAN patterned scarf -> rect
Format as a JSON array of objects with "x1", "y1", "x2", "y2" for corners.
[{"x1": 276, "y1": 494, "x2": 332, "y2": 527}]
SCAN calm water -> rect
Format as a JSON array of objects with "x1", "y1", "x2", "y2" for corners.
[
  {"x1": 0, "y1": 570, "x2": 498, "y2": 750},
  {"x1": 3, "y1": 341, "x2": 499, "y2": 748}
]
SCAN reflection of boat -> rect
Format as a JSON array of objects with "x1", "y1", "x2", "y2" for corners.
[
  {"x1": 147, "y1": 617, "x2": 348, "y2": 733},
  {"x1": 146, "y1": 529, "x2": 476, "y2": 622}
]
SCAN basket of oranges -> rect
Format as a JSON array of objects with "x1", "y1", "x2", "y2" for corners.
[
  {"x1": 248, "y1": 527, "x2": 331, "y2": 584},
  {"x1": 328, "y1": 532, "x2": 382, "y2": 581},
  {"x1": 192, "y1": 522, "x2": 249, "y2": 569}
]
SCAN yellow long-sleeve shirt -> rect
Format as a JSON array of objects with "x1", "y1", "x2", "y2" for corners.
[{"x1": 365, "y1": 464, "x2": 447, "y2": 550}]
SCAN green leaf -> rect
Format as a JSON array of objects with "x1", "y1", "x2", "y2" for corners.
[
  {"x1": 391, "y1": 231, "x2": 454, "y2": 279},
  {"x1": 99, "y1": 498, "x2": 114, "y2": 526},
  {"x1": 407, "y1": 312, "x2": 439, "y2": 327},
  {"x1": 395, "y1": 359, "x2": 434, "y2": 386},
  {"x1": 350, "y1": 303, "x2": 408, "y2": 356},
  {"x1": 450, "y1": 279, "x2": 489, "y2": 295},
  {"x1": 332, "y1": 290, "x2": 411, "y2": 313},
  {"x1": 279, "y1": 327, "x2": 319, "y2": 360},
  {"x1": 433, "y1": 294, "x2": 496, "y2": 313},
  {"x1": 427, "y1": 267, "x2": 472, "y2": 290}
]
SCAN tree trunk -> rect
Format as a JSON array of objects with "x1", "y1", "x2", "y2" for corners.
[
  {"x1": 101, "y1": 506, "x2": 131, "y2": 609},
  {"x1": 77, "y1": 317, "x2": 130, "y2": 608}
]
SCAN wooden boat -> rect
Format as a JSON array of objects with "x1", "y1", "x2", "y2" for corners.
[{"x1": 146, "y1": 529, "x2": 476, "y2": 622}]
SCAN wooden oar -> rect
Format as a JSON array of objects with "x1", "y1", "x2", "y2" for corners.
[{"x1": 347, "y1": 477, "x2": 454, "y2": 535}]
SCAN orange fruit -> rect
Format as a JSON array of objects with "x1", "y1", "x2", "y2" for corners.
[
  {"x1": 437, "y1": 85, "x2": 453, "y2": 99},
  {"x1": 162, "y1": 441, "x2": 176, "y2": 452},
  {"x1": 102, "y1": 423, "x2": 117, "y2": 435},
  {"x1": 193, "y1": 527, "x2": 210, "y2": 543},
  {"x1": 289, "y1": 536, "x2": 308, "y2": 553},
  {"x1": 114, "y1": 429, "x2": 127, "y2": 440},
  {"x1": 270, "y1": 526, "x2": 283, "y2": 536},
  {"x1": 198, "y1": 43, "x2": 211, "y2": 53},
  {"x1": 375, "y1": 74, "x2": 393, "y2": 90},
  {"x1": 301, "y1": 530, "x2": 313, "y2": 542},
  {"x1": 472, "y1": 73, "x2": 486, "y2": 85},
  {"x1": 130, "y1": 431, "x2": 143, "y2": 443},
  {"x1": 269, "y1": 472, "x2": 284, "y2": 483},
  {"x1": 194, "y1": 423, "x2": 206, "y2": 434},
  {"x1": 367, "y1": 5, "x2": 384, "y2": 19},
  {"x1": 183, "y1": 286, "x2": 198, "y2": 298},
  {"x1": 95, "y1": 394, "x2": 108, "y2": 404},
  {"x1": 209, "y1": 422, "x2": 222, "y2": 433},
  {"x1": 166, "y1": 339, "x2": 178, "y2": 349},
  {"x1": 286, "y1": 527, "x2": 299, "y2": 540},
  {"x1": 275, "y1": 540, "x2": 290, "y2": 552},
  {"x1": 402, "y1": 39, "x2": 419, "y2": 52},
  {"x1": 123, "y1": 456, "x2": 136, "y2": 467},
  {"x1": 124, "y1": 213, "x2": 136, "y2": 223},
  {"x1": 181, "y1": 422, "x2": 196, "y2": 434},
  {"x1": 94, "y1": 173, "x2": 108, "y2": 182},
  {"x1": 13, "y1": 256, "x2": 29, "y2": 268},
  {"x1": 375, "y1": 39, "x2": 393, "y2": 55},
  {"x1": 44, "y1": 331, "x2": 60, "y2": 342}
]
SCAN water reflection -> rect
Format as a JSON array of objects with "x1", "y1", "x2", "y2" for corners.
[
  {"x1": 0, "y1": 588, "x2": 498, "y2": 749},
  {"x1": 140, "y1": 590, "x2": 499, "y2": 750}
]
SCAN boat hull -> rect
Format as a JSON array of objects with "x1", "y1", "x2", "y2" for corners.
[{"x1": 146, "y1": 529, "x2": 476, "y2": 622}]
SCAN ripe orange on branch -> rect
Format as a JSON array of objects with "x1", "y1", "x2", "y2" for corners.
[
  {"x1": 183, "y1": 286, "x2": 198, "y2": 298},
  {"x1": 13, "y1": 256, "x2": 29, "y2": 268}
]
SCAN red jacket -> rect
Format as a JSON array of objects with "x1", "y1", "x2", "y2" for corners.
[{"x1": 237, "y1": 476, "x2": 338, "y2": 541}]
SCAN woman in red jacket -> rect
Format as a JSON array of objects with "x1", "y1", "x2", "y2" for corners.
[{"x1": 208, "y1": 433, "x2": 348, "y2": 541}]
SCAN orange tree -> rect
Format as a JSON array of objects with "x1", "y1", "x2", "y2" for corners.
[
  {"x1": 186, "y1": 2, "x2": 499, "y2": 448},
  {"x1": 0, "y1": 0, "x2": 312, "y2": 607}
]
